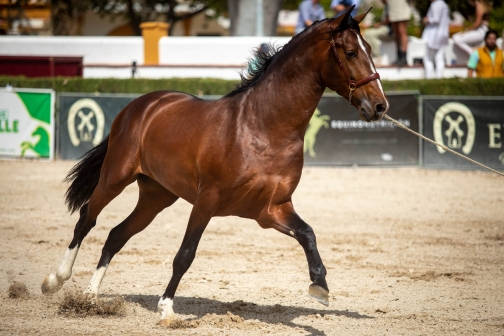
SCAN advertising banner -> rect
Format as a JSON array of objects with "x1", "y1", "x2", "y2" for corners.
[
  {"x1": 58, "y1": 93, "x2": 139, "y2": 159},
  {"x1": 304, "y1": 93, "x2": 419, "y2": 165},
  {"x1": 0, "y1": 88, "x2": 54, "y2": 160},
  {"x1": 422, "y1": 97, "x2": 504, "y2": 170}
]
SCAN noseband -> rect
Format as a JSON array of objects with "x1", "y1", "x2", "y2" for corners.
[{"x1": 329, "y1": 29, "x2": 380, "y2": 105}]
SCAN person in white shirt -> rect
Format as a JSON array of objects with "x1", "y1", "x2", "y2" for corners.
[{"x1": 422, "y1": 0, "x2": 450, "y2": 78}]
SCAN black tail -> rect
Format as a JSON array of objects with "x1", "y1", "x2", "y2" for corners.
[{"x1": 64, "y1": 136, "x2": 109, "y2": 214}]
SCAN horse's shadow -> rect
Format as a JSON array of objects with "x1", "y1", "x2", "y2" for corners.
[{"x1": 124, "y1": 294, "x2": 374, "y2": 336}]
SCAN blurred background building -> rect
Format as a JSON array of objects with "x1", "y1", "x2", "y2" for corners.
[{"x1": 0, "y1": 0, "x2": 503, "y2": 79}]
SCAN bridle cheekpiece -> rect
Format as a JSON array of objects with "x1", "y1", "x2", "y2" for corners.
[{"x1": 329, "y1": 28, "x2": 380, "y2": 105}]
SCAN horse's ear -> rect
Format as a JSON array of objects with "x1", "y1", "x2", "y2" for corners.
[
  {"x1": 331, "y1": 5, "x2": 355, "y2": 30},
  {"x1": 353, "y1": 7, "x2": 372, "y2": 24}
]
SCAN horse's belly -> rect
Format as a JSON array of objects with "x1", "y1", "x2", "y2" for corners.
[{"x1": 214, "y1": 173, "x2": 297, "y2": 219}]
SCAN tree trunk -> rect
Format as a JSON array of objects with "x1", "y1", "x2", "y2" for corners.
[
  {"x1": 125, "y1": 0, "x2": 142, "y2": 36},
  {"x1": 228, "y1": 0, "x2": 282, "y2": 36}
]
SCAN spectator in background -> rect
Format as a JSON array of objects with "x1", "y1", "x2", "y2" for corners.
[
  {"x1": 467, "y1": 30, "x2": 504, "y2": 77},
  {"x1": 296, "y1": 0, "x2": 326, "y2": 35},
  {"x1": 388, "y1": 0, "x2": 411, "y2": 66},
  {"x1": 422, "y1": 0, "x2": 450, "y2": 78},
  {"x1": 362, "y1": 0, "x2": 391, "y2": 65},
  {"x1": 331, "y1": 0, "x2": 360, "y2": 17},
  {"x1": 452, "y1": 0, "x2": 491, "y2": 55}
]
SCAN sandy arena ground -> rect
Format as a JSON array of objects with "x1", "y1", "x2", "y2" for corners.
[{"x1": 0, "y1": 160, "x2": 503, "y2": 335}]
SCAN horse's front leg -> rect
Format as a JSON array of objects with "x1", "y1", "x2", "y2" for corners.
[
  {"x1": 257, "y1": 201, "x2": 329, "y2": 306},
  {"x1": 157, "y1": 193, "x2": 216, "y2": 324}
]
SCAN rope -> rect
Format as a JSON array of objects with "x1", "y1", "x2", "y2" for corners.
[{"x1": 383, "y1": 114, "x2": 504, "y2": 177}]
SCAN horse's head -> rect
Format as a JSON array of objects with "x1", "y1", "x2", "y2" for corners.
[{"x1": 320, "y1": 7, "x2": 389, "y2": 122}]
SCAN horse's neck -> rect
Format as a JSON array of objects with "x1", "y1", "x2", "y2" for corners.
[{"x1": 244, "y1": 42, "x2": 326, "y2": 140}]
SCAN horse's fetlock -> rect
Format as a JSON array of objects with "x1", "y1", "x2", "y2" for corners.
[{"x1": 310, "y1": 266, "x2": 326, "y2": 279}]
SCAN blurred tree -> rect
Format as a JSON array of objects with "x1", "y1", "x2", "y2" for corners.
[
  {"x1": 89, "y1": 0, "x2": 226, "y2": 36},
  {"x1": 52, "y1": 0, "x2": 88, "y2": 35},
  {"x1": 51, "y1": 0, "x2": 229, "y2": 36},
  {"x1": 282, "y1": 0, "x2": 333, "y2": 16}
]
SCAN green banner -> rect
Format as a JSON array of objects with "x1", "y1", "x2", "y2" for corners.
[{"x1": 0, "y1": 89, "x2": 54, "y2": 159}]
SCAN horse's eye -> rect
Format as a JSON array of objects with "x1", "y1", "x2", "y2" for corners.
[{"x1": 346, "y1": 51, "x2": 357, "y2": 59}]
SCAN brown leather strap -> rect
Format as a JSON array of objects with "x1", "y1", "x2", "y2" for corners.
[{"x1": 329, "y1": 30, "x2": 380, "y2": 105}]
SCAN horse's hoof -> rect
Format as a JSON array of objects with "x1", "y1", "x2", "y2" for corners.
[
  {"x1": 308, "y1": 284, "x2": 329, "y2": 307},
  {"x1": 157, "y1": 297, "x2": 175, "y2": 321},
  {"x1": 157, "y1": 318, "x2": 175, "y2": 327},
  {"x1": 83, "y1": 289, "x2": 98, "y2": 304},
  {"x1": 41, "y1": 274, "x2": 62, "y2": 295}
]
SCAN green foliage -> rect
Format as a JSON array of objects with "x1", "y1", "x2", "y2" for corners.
[
  {"x1": 489, "y1": 4, "x2": 504, "y2": 35},
  {"x1": 281, "y1": 0, "x2": 334, "y2": 18},
  {"x1": 380, "y1": 77, "x2": 504, "y2": 95},
  {"x1": 282, "y1": 0, "x2": 302, "y2": 11},
  {"x1": 1, "y1": 76, "x2": 504, "y2": 96},
  {"x1": 0, "y1": 76, "x2": 238, "y2": 96}
]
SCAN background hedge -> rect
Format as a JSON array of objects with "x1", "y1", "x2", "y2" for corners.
[{"x1": 1, "y1": 76, "x2": 503, "y2": 97}]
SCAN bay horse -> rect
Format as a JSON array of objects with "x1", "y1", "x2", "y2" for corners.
[{"x1": 42, "y1": 7, "x2": 388, "y2": 323}]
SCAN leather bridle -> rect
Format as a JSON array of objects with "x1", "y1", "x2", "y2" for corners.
[{"x1": 329, "y1": 28, "x2": 380, "y2": 105}]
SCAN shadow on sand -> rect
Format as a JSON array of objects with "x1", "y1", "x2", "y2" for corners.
[{"x1": 124, "y1": 294, "x2": 374, "y2": 335}]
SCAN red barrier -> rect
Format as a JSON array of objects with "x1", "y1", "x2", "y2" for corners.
[{"x1": 0, "y1": 56, "x2": 83, "y2": 77}]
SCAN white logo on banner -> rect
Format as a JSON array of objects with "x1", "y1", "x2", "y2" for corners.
[
  {"x1": 67, "y1": 98, "x2": 105, "y2": 147},
  {"x1": 433, "y1": 102, "x2": 476, "y2": 155},
  {"x1": 498, "y1": 153, "x2": 504, "y2": 165}
]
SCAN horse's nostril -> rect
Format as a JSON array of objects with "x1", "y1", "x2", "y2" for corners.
[{"x1": 375, "y1": 103, "x2": 386, "y2": 114}]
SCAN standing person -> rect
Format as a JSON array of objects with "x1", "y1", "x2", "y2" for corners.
[
  {"x1": 422, "y1": 0, "x2": 450, "y2": 78},
  {"x1": 452, "y1": 0, "x2": 491, "y2": 56},
  {"x1": 362, "y1": 0, "x2": 391, "y2": 65},
  {"x1": 388, "y1": 0, "x2": 411, "y2": 66},
  {"x1": 296, "y1": 0, "x2": 326, "y2": 35},
  {"x1": 331, "y1": 0, "x2": 360, "y2": 17},
  {"x1": 467, "y1": 30, "x2": 504, "y2": 77}
]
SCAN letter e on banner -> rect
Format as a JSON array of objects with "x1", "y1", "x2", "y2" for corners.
[{"x1": 488, "y1": 124, "x2": 502, "y2": 148}]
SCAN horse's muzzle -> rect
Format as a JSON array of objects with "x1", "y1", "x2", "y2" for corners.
[{"x1": 359, "y1": 99, "x2": 388, "y2": 122}]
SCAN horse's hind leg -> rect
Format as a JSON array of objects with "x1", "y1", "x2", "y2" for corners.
[
  {"x1": 257, "y1": 201, "x2": 329, "y2": 306},
  {"x1": 84, "y1": 175, "x2": 179, "y2": 297},
  {"x1": 42, "y1": 157, "x2": 137, "y2": 295}
]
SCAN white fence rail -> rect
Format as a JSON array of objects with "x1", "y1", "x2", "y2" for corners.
[{"x1": 2, "y1": 35, "x2": 501, "y2": 80}]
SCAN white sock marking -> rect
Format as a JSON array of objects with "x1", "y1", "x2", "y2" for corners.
[
  {"x1": 56, "y1": 247, "x2": 79, "y2": 281},
  {"x1": 84, "y1": 266, "x2": 108, "y2": 296},
  {"x1": 158, "y1": 297, "x2": 175, "y2": 320},
  {"x1": 42, "y1": 246, "x2": 80, "y2": 294}
]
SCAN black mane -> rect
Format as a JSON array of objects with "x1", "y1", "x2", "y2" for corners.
[
  {"x1": 224, "y1": 42, "x2": 279, "y2": 98},
  {"x1": 224, "y1": 15, "x2": 360, "y2": 98}
]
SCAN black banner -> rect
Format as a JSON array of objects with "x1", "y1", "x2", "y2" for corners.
[
  {"x1": 57, "y1": 92, "x2": 419, "y2": 165},
  {"x1": 423, "y1": 97, "x2": 504, "y2": 170},
  {"x1": 303, "y1": 93, "x2": 419, "y2": 165},
  {"x1": 58, "y1": 93, "x2": 139, "y2": 159}
]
